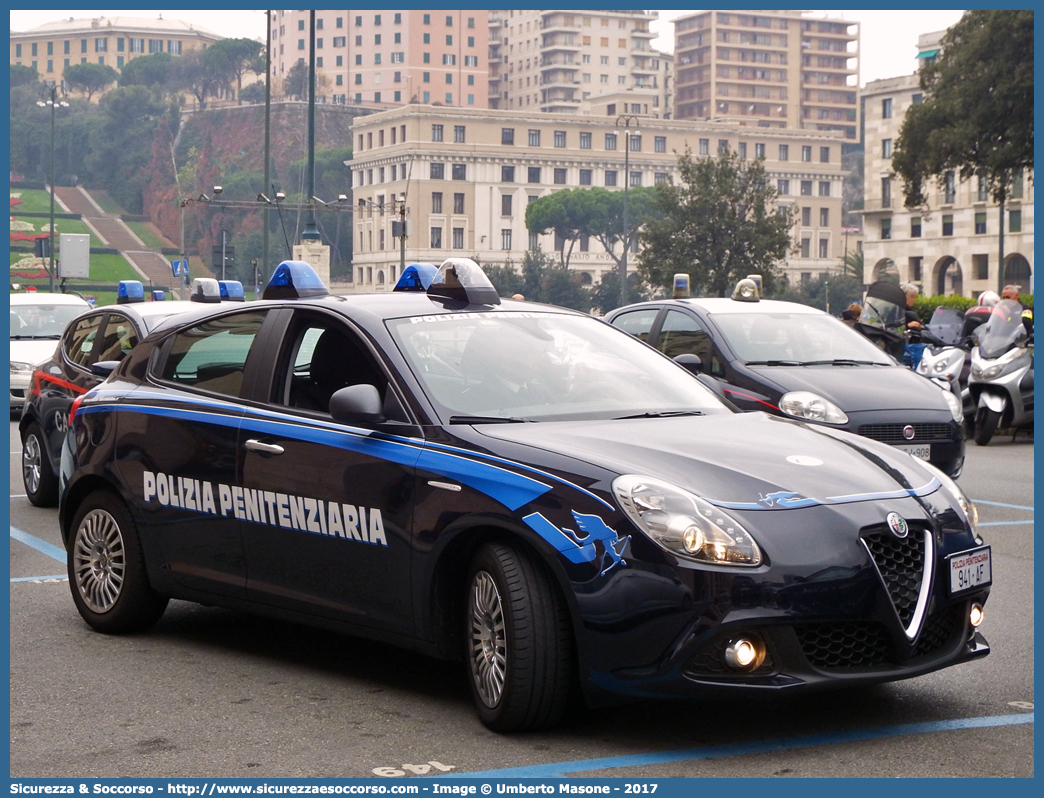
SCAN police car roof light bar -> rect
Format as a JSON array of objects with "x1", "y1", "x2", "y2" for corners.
[
  {"x1": 117, "y1": 280, "x2": 145, "y2": 304},
  {"x1": 191, "y1": 278, "x2": 222, "y2": 303},
  {"x1": 394, "y1": 263, "x2": 438, "y2": 292},
  {"x1": 218, "y1": 280, "x2": 246, "y2": 301},
  {"x1": 151, "y1": 290, "x2": 165, "y2": 302},
  {"x1": 263, "y1": 260, "x2": 329, "y2": 300},
  {"x1": 427, "y1": 258, "x2": 501, "y2": 306}
]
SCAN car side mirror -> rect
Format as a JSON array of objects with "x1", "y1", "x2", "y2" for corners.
[
  {"x1": 673, "y1": 353, "x2": 703, "y2": 375},
  {"x1": 90, "y1": 360, "x2": 121, "y2": 377},
  {"x1": 330, "y1": 384, "x2": 385, "y2": 424}
]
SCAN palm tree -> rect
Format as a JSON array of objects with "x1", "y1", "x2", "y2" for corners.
[{"x1": 840, "y1": 249, "x2": 864, "y2": 280}]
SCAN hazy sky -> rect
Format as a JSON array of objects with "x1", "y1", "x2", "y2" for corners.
[{"x1": 9, "y1": 9, "x2": 967, "y2": 87}]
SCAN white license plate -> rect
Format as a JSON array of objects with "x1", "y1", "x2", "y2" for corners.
[
  {"x1": 948, "y1": 546, "x2": 992, "y2": 595},
  {"x1": 896, "y1": 443, "x2": 931, "y2": 461}
]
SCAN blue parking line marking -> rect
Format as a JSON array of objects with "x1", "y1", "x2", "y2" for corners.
[
  {"x1": 11, "y1": 574, "x2": 67, "y2": 583},
  {"x1": 10, "y1": 526, "x2": 67, "y2": 563},
  {"x1": 444, "y1": 712, "x2": 1034, "y2": 778},
  {"x1": 978, "y1": 520, "x2": 1035, "y2": 527},
  {"x1": 11, "y1": 494, "x2": 27, "y2": 499},
  {"x1": 972, "y1": 499, "x2": 1034, "y2": 511}
]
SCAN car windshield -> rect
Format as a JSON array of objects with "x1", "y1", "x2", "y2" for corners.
[
  {"x1": 387, "y1": 311, "x2": 729, "y2": 422},
  {"x1": 10, "y1": 303, "x2": 85, "y2": 338},
  {"x1": 712, "y1": 311, "x2": 894, "y2": 365}
]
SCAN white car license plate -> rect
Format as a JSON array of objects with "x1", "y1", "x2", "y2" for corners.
[
  {"x1": 948, "y1": 546, "x2": 992, "y2": 595},
  {"x1": 896, "y1": 443, "x2": 931, "y2": 461}
]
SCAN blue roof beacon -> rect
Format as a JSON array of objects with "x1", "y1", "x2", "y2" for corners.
[
  {"x1": 116, "y1": 280, "x2": 145, "y2": 304},
  {"x1": 263, "y1": 260, "x2": 328, "y2": 300}
]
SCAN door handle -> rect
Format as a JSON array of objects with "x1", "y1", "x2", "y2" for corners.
[{"x1": 244, "y1": 439, "x2": 284, "y2": 455}]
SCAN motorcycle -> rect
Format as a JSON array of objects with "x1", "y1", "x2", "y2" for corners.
[
  {"x1": 915, "y1": 306, "x2": 969, "y2": 406},
  {"x1": 966, "y1": 299, "x2": 1034, "y2": 445},
  {"x1": 855, "y1": 281, "x2": 908, "y2": 363}
]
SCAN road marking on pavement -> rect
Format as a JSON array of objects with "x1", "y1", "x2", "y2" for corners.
[
  {"x1": 977, "y1": 520, "x2": 1035, "y2": 527},
  {"x1": 441, "y1": 713, "x2": 1034, "y2": 778},
  {"x1": 11, "y1": 575, "x2": 67, "y2": 583},
  {"x1": 11, "y1": 494, "x2": 27, "y2": 499},
  {"x1": 972, "y1": 499, "x2": 1034, "y2": 511},
  {"x1": 10, "y1": 525, "x2": 67, "y2": 564}
]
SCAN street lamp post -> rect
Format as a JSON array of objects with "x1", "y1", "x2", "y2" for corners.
[
  {"x1": 37, "y1": 83, "x2": 69, "y2": 293},
  {"x1": 616, "y1": 115, "x2": 639, "y2": 306}
]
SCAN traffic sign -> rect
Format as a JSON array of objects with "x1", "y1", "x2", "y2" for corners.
[{"x1": 171, "y1": 259, "x2": 189, "y2": 277}]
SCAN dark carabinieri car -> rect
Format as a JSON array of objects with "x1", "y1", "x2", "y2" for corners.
[
  {"x1": 605, "y1": 288, "x2": 967, "y2": 478},
  {"x1": 60, "y1": 259, "x2": 991, "y2": 732}
]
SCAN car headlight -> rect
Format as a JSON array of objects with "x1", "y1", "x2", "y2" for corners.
[
  {"x1": 779, "y1": 391, "x2": 849, "y2": 425},
  {"x1": 919, "y1": 460, "x2": 978, "y2": 533},
  {"x1": 612, "y1": 475, "x2": 762, "y2": 566},
  {"x1": 10, "y1": 361, "x2": 34, "y2": 373},
  {"x1": 941, "y1": 388, "x2": 963, "y2": 423}
]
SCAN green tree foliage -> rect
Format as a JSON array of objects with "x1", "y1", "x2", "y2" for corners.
[
  {"x1": 524, "y1": 189, "x2": 587, "y2": 269},
  {"x1": 169, "y1": 48, "x2": 225, "y2": 110},
  {"x1": 240, "y1": 82, "x2": 267, "y2": 105},
  {"x1": 582, "y1": 185, "x2": 658, "y2": 272},
  {"x1": 839, "y1": 249, "x2": 864, "y2": 280},
  {"x1": 772, "y1": 273, "x2": 865, "y2": 314},
  {"x1": 638, "y1": 149, "x2": 793, "y2": 297},
  {"x1": 280, "y1": 62, "x2": 330, "y2": 100},
  {"x1": 485, "y1": 252, "x2": 590, "y2": 310},
  {"x1": 484, "y1": 263, "x2": 526, "y2": 298},
  {"x1": 589, "y1": 272, "x2": 652, "y2": 315},
  {"x1": 892, "y1": 10, "x2": 1033, "y2": 209},
  {"x1": 207, "y1": 38, "x2": 265, "y2": 105},
  {"x1": 63, "y1": 62, "x2": 119, "y2": 102},
  {"x1": 10, "y1": 64, "x2": 38, "y2": 89},
  {"x1": 117, "y1": 52, "x2": 174, "y2": 91}
]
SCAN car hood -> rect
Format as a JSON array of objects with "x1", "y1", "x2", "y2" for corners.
[
  {"x1": 10, "y1": 339, "x2": 60, "y2": 367},
  {"x1": 474, "y1": 412, "x2": 939, "y2": 511},
  {"x1": 746, "y1": 363, "x2": 948, "y2": 412}
]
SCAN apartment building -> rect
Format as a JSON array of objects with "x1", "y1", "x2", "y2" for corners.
[
  {"x1": 488, "y1": 10, "x2": 671, "y2": 117},
  {"x1": 861, "y1": 31, "x2": 1033, "y2": 296},
  {"x1": 673, "y1": 10, "x2": 860, "y2": 141},
  {"x1": 10, "y1": 15, "x2": 220, "y2": 80},
  {"x1": 269, "y1": 10, "x2": 489, "y2": 109},
  {"x1": 345, "y1": 104, "x2": 848, "y2": 293}
]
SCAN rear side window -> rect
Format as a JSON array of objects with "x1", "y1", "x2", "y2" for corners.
[
  {"x1": 94, "y1": 314, "x2": 139, "y2": 363},
  {"x1": 608, "y1": 308, "x2": 659, "y2": 343},
  {"x1": 158, "y1": 312, "x2": 266, "y2": 397},
  {"x1": 62, "y1": 314, "x2": 103, "y2": 368}
]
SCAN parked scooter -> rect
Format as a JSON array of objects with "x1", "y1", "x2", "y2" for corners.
[
  {"x1": 966, "y1": 298, "x2": 1034, "y2": 445},
  {"x1": 915, "y1": 306, "x2": 968, "y2": 405}
]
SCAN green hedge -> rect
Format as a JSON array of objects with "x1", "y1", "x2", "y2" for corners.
[
  {"x1": 89, "y1": 246, "x2": 121, "y2": 255},
  {"x1": 913, "y1": 293, "x2": 1034, "y2": 322},
  {"x1": 11, "y1": 181, "x2": 47, "y2": 191},
  {"x1": 120, "y1": 214, "x2": 150, "y2": 222},
  {"x1": 11, "y1": 211, "x2": 82, "y2": 220}
]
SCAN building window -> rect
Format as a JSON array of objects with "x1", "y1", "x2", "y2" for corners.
[
  {"x1": 699, "y1": 139, "x2": 709, "y2": 155},
  {"x1": 453, "y1": 227, "x2": 464, "y2": 249},
  {"x1": 431, "y1": 227, "x2": 443, "y2": 248},
  {"x1": 501, "y1": 194, "x2": 512, "y2": 216},
  {"x1": 912, "y1": 93, "x2": 923, "y2": 105},
  {"x1": 944, "y1": 171, "x2": 956, "y2": 204},
  {"x1": 431, "y1": 192, "x2": 443, "y2": 213},
  {"x1": 1011, "y1": 170, "x2": 1024, "y2": 198},
  {"x1": 629, "y1": 172, "x2": 642, "y2": 187},
  {"x1": 501, "y1": 165, "x2": 515, "y2": 183},
  {"x1": 502, "y1": 128, "x2": 515, "y2": 145},
  {"x1": 800, "y1": 180, "x2": 812, "y2": 196},
  {"x1": 778, "y1": 144, "x2": 789, "y2": 161},
  {"x1": 820, "y1": 146, "x2": 830, "y2": 163},
  {"x1": 754, "y1": 143, "x2": 765, "y2": 159},
  {"x1": 605, "y1": 133, "x2": 617, "y2": 150},
  {"x1": 452, "y1": 163, "x2": 466, "y2": 180},
  {"x1": 430, "y1": 163, "x2": 445, "y2": 180},
  {"x1": 605, "y1": 170, "x2": 617, "y2": 187},
  {"x1": 529, "y1": 129, "x2": 541, "y2": 146},
  {"x1": 528, "y1": 232, "x2": 539, "y2": 250},
  {"x1": 942, "y1": 215, "x2": 953, "y2": 236},
  {"x1": 882, "y1": 98, "x2": 893, "y2": 118},
  {"x1": 910, "y1": 256, "x2": 923, "y2": 281},
  {"x1": 554, "y1": 130, "x2": 566, "y2": 148},
  {"x1": 630, "y1": 134, "x2": 642, "y2": 152},
  {"x1": 453, "y1": 125, "x2": 465, "y2": 144},
  {"x1": 718, "y1": 139, "x2": 729, "y2": 154},
  {"x1": 819, "y1": 181, "x2": 830, "y2": 197},
  {"x1": 579, "y1": 169, "x2": 592, "y2": 185},
  {"x1": 881, "y1": 178, "x2": 891, "y2": 208},
  {"x1": 819, "y1": 238, "x2": 829, "y2": 258},
  {"x1": 432, "y1": 124, "x2": 443, "y2": 142},
  {"x1": 977, "y1": 175, "x2": 989, "y2": 202},
  {"x1": 820, "y1": 208, "x2": 829, "y2": 226},
  {"x1": 554, "y1": 168, "x2": 567, "y2": 185},
  {"x1": 501, "y1": 229, "x2": 512, "y2": 250},
  {"x1": 801, "y1": 238, "x2": 811, "y2": 257},
  {"x1": 911, "y1": 217, "x2": 922, "y2": 238},
  {"x1": 580, "y1": 132, "x2": 592, "y2": 149},
  {"x1": 801, "y1": 145, "x2": 812, "y2": 162},
  {"x1": 528, "y1": 167, "x2": 541, "y2": 184},
  {"x1": 801, "y1": 207, "x2": 811, "y2": 226},
  {"x1": 882, "y1": 138, "x2": 892, "y2": 158},
  {"x1": 655, "y1": 173, "x2": 669, "y2": 185},
  {"x1": 973, "y1": 254, "x2": 989, "y2": 280},
  {"x1": 453, "y1": 193, "x2": 464, "y2": 214},
  {"x1": 655, "y1": 136, "x2": 666, "y2": 153},
  {"x1": 738, "y1": 142, "x2": 747, "y2": 159},
  {"x1": 975, "y1": 212, "x2": 987, "y2": 234},
  {"x1": 1010, "y1": 210, "x2": 1022, "y2": 233},
  {"x1": 777, "y1": 179, "x2": 789, "y2": 195}
]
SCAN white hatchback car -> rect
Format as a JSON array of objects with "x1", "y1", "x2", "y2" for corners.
[{"x1": 10, "y1": 291, "x2": 91, "y2": 413}]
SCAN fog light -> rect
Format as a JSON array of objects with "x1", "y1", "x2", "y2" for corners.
[
  {"x1": 724, "y1": 637, "x2": 765, "y2": 671},
  {"x1": 969, "y1": 603, "x2": 984, "y2": 628}
]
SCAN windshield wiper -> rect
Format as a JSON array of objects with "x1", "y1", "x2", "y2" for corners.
[
  {"x1": 744, "y1": 359, "x2": 803, "y2": 366},
  {"x1": 448, "y1": 415, "x2": 530, "y2": 424},
  {"x1": 614, "y1": 410, "x2": 705, "y2": 420},
  {"x1": 797, "y1": 359, "x2": 883, "y2": 366},
  {"x1": 11, "y1": 334, "x2": 61, "y2": 340}
]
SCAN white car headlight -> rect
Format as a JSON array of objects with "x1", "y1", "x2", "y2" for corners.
[
  {"x1": 919, "y1": 460, "x2": 978, "y2": 533},
  {"x1": 941, "y1": 389, "x2": 963, "y2": 423},
  {"x1": 613, "y1": 475, "x2": 762, "y2": 566},
  {"x1": 779, "y1": 391, "x2": 849, "y2": 425},
  {"x1": 10, "y1": 361, "x2": 35, "y2": 373}
]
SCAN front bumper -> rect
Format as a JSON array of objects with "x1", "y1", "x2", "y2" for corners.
[
  {"x1": 849, "y1": 411, "x2": 965, "y2": 478},
  {"x1": 10, "y1": 372, "x2": 31, "y2": 408}
]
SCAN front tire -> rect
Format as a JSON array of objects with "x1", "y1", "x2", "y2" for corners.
[
  {"x1": 974, "y1": 407, "x2": 1001, "y2": 446},
  {"x1": 465, "y1": 542, "x2": 572, "y2": 732},
  {"x1": 22, "y1": 422, "x2": 59, "y2": 507},
  {"x1": 68, "y1": 490, "x2": 168, "y2": 633}
]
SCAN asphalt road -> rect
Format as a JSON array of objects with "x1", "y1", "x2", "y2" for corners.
[{"x1": 8, "y1": 420, "x2": 1034, "y2": 779}]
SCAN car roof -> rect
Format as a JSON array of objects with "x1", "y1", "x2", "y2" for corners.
[
  {"x1": 618, "y1": 297, "x2": 826, "y2": 316},
  {"x1": 9, "y1": 292, "x2": 91, "y2": 306}
]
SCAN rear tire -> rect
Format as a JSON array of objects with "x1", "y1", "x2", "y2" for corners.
[
  {"x1": 68, "y1": 490, "x2": 168, "y2": 634},
  {"x1": 465, "y1": 542, "x2": 572, "y2": 732},
  {"x1": 974, "y1": 407, "x2": 1001, "y2": 446},
  {"x1": 22, "y1": 422, "x2": 59, "y2": 507}
]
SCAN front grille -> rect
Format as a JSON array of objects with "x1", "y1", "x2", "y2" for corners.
[
  {"x1": 858, "y1": 423, "x2": 954, "y2": 443},
  {"x1": 861, "y1": 528, "x2": 927, "y2": 627},
  {"x1": 913, "y1": 604, "x2": 963, "y2": 657},
  {"x1": 796, "y1": 621, "x2": 892, "y2": 669}
]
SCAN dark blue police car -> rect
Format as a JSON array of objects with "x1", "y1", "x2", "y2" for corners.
[{"x1": 60, "y1": 259, "x2": 991, "y2": 731}]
